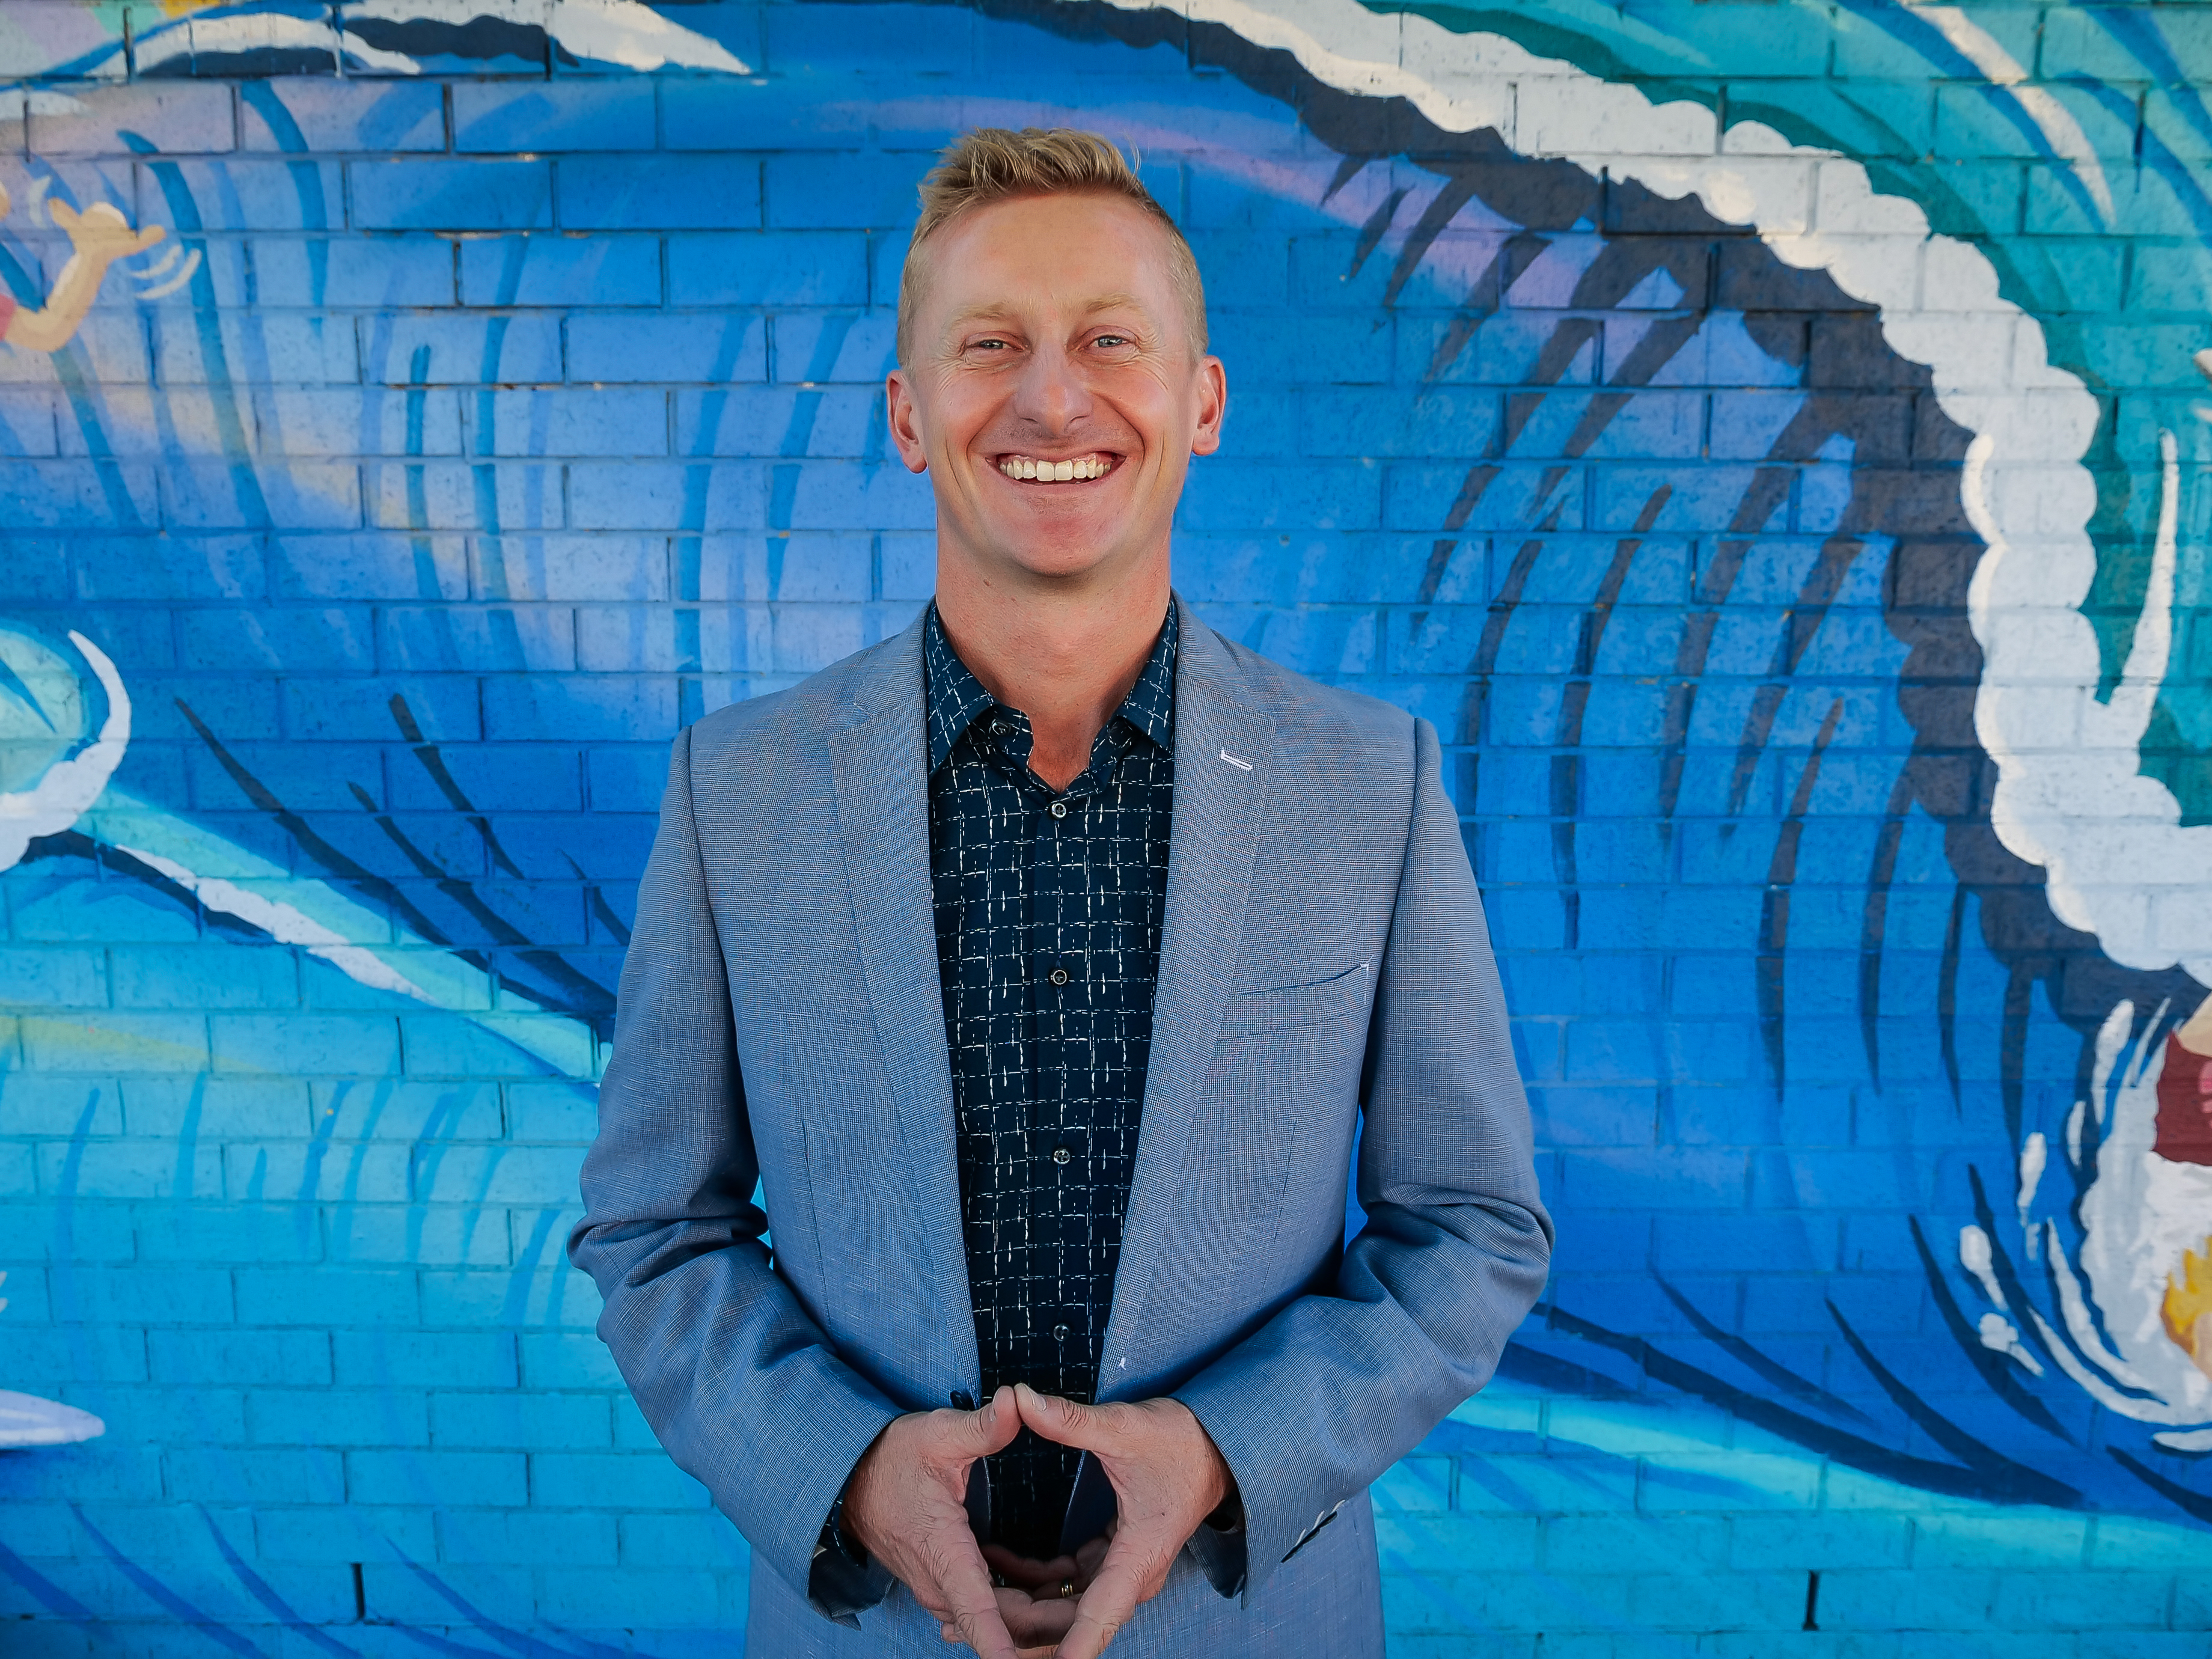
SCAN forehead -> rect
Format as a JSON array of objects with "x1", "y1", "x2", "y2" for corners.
[{"x1": 917, "y1": 192, "x2": 1181, "y2": 317}]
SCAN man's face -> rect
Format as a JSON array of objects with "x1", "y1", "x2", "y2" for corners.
[{"x1": 886, "y1": 192, "x2": 1226, "y2": 589}]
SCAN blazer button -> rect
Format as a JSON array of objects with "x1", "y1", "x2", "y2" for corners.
[
  {"x1": 1052, "y1": 1147, "x2": 1071, "y2": 1165},
  {"x1": 1048, "y1": 801, "x2": 1068, "y2": 819},
  {"x1": 1048, "y1": 968, "x2": 1069, "y2": 986},
  {"x1": 1053, "y1": 1325, "x2": 1070, "y2": 1343}
]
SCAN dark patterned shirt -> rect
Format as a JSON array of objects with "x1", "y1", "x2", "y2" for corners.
[{"x1": 924, "y1": 600, "x2": 1176, "y2": 1559}]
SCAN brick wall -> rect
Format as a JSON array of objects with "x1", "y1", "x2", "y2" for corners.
[{"x1": 0, "y1": 1, "x2": 2210, "y2": 1652}]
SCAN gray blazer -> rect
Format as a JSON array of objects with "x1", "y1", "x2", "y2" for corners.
[{"x1": 569, "y1": 603, "x2": 1552, "y2": 1657}]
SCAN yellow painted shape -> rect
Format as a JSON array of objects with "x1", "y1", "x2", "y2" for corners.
[{"x1": 2165, "y1": 1237, "x2": 2212, "y2": 1381}]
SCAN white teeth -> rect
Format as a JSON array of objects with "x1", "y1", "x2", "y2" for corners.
[{"x1": 998, "y1": 455, "x2": 1113, "y2": 482}]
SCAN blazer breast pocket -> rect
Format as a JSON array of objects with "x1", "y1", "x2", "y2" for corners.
[{"x1": 1215, "y1": 960, "x2": 1371, "y2": 1040}]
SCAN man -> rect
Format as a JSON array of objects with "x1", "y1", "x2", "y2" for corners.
[{"x1": 569, "y1": 128, "x2": 1551, "y2": 1659}]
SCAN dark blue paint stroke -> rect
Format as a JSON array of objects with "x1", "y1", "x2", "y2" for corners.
[
  {"x1": 1758, "y1": 698, "x2": 1844, "y2": 1095},
  {"x1": 1857, "y1": 770, "x2": 1915, "y2": 1085},
  {"x1": 1548, "y1": 484, "x2": 1668, "y2": 949},
  {"x1": 1533, "y1": 1302, "x2": 2081, "y2": 1507},
  {"x1": 124, "y1": 135, "x2": 272, "y2": 530},
  {"x1": 0, "y1": 1533, "x2": 97, "y2": 1621},
  {"x1": 1937, "y1": 882, "x2": 1967, "y2": 1108},
  {"x1": 393, "y1": 1552, "x2": 626, "y2": 1659},
  {"x1": 392, "y1": 693, "x2": 527, "y2": 880},
  {"x1": 1652, "y1": 1274, "x2": 1874, "y2": 1427},
  {"x1": 72, "y1": 1505, "x2": 268, "y2": 1656},
  {"x1": 203, "y1": 1508, "x2": 361, "y2": 1658},
  {"x1": 1906, "y1": 1216, "x2": 2074, "y2": 1443},
  {"x1": 1727, "y1": 536, "x2": 1866, "y2": 818},
  {"x1": 1824, "y1": 1303, "x2": 2079, "y2": 1506},
  {"x1": 2110, "y1": 1450, "x2": 2212, "y2": 1526},
  {"x1": 1964, "y1": 1165, "x2": 2064, "y2": 1373},
  {"x1": 238, "y1": 81, "x2": 329, "y2": 308}
]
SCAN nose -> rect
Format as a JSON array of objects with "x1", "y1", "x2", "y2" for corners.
[{"x1": 1010, "y1": 337, "x2": 1093, "y2": 433}]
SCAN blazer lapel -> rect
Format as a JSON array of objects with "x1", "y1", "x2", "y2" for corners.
[
  {"x1": 1099, "y1": 608, "x2": 1276, "y2": 1399},
  {"x1": 826, "y1": 617, "x2": 978, "y2": 1385}
]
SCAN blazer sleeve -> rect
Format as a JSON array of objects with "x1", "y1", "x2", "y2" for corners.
[
  {"x1": 1171, "y1": 714, "x2": 1553, "y2": 1599},
  {"x1": 567, "y1": 724, "x2": 903, "y2": 1607}
]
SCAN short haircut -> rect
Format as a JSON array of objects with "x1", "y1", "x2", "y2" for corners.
[{"x1": 896, "y1": 126, "x2": 1209, "y2": 364}]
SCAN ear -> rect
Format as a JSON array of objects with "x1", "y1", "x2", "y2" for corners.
[
  {"x1": 885, "y1": 365, "x2": 930, "y2": 475},
  {"x1": 1188, "y1": 355, "x2": 1227, "y2": 459}
]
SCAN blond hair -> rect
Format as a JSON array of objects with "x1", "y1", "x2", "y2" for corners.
[{"x1": 895, "y1": 126, "x2": 1208, "y2": 364}]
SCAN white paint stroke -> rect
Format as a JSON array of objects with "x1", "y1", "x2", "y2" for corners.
[
  {"x1": 2016, "y1": 1130, "x2": 2046, "y2": 1229},
  {"x1": 1904, "y1": 4, "x2": 2113, "y2": 224},
  {"x1": 1977, "y1": 1312, "x2": 2044, "y2": 1376},
  {"x1": 0, "y1": 629, "x2": 128, "y2": 872},
  {"x1": 115, "y1": 842, "x2": 440, "y2": 1007},
  {"x1": 337, "y1": 0, "x2": 748, "y2": 73},
  {"x1": 2154, "y1": 1426, "x2": 2212, "y2": 1452},
  {"x1": 133, "y1": 247, "x2": 200, "y2": 302},
  {"x1": 1075, "y1": 0, "x2": 2186, "y2": 983},
  {"x1": 0, "y1": 1390, "x2": 103, "y2": 1449},
  {"x1": 1960, "y1": 1224, "x2": 2009, "y2": 1310}
]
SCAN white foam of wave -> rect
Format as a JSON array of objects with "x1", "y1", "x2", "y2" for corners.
[
  {"x1": 1069, "y1": 0, "x2": 2193, "y2": 985},
  {"x1": 0, "y1": 630, "x2": 128, "y2": 872}
]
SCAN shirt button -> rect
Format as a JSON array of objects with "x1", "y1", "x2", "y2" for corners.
[
  {"x1": 1048, "y1": 968, "x2": 1069, "y2": 986},
  {"x1": 1048, "y1": 801, "x2": 1068, "y2": 819},
  {"x1": 1052, "y1": 1147, "x2": 1071, "y2": 1165},
  {"x1": 1053, "y1": 1325, "x2": 1070, "y2": 1343}
]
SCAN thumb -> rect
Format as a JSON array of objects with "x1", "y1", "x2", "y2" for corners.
[
  {"x1": 1015, "y1": 1384, "x2": 1110, "y2": 1452},
  {"x1": 945, "y1": 1384, "x2": 1021, "y2": 1458},
  {"x1": 47, "y1": 200, "x2": 76, "y2": 230}
]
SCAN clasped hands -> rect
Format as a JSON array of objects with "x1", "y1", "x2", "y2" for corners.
[{"x1": 842, "y1": 1382, "x2": 1233, "y2": 1659}]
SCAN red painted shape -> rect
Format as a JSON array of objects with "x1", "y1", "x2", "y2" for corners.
[{"x1": 2154, "y1": 1034, "x2": 2212, "y2": 1167}]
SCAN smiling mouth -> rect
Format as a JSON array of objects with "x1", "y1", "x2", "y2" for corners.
[{"x1": 998, "y1": 452, "x2": 1117, "y2": 483}]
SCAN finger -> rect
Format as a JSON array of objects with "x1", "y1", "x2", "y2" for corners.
[
  {"x1": 134, "y1": 225, "x2": 166, "y2": 251},
  {"x1": 1054, "y1": 1532, "x2": 1166, "y2": 1659},
  {"x1": 980, "y1": 1545, "x2": 1077, "y2": 1588},
  {"x1": 997, "y1": 1589, "x2": 1081, "y2": 1647},
  {"x1": 943, "y1": 1384, "x2": 1022, "y2": 1460},
  {"x1": 47, "y1": 201, "x2": 77, "y2": 230},
  {"x1": 1013, "y1": 1382, "x2": 1111, "y2": 1452},
  {"x1": 925, "y1": 1526, "x2": 1021, "y2": 1659}
]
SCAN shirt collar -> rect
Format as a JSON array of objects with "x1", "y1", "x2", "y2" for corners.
[{"x1": 923, "y1": 600, "x2": 1178, "y2": 772}]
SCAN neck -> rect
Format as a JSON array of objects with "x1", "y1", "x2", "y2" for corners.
[{"x1": 933, "y1": 549, "x2": 1169, "y2": 792}]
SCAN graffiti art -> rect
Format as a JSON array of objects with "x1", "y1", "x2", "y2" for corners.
[{"x1": 1, "y1": 0, "x2": 2209, "y2": 1648}]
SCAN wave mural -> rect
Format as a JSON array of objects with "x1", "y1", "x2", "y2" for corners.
[{"x1": 1, "y1": 0, "x2": 2210, "y2": 1648}]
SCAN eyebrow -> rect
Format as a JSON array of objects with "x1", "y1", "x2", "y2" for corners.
[{"x1": 944, "y1": 293, "x2": 1157, "y2": 329}]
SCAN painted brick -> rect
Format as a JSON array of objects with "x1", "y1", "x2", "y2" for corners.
[
  {"x1": 346, "y1": 1449, "x2": 527, "y2": 1508},
  {"x1": 528, "y1": 1451, "x2": 710, "y2": 1511},
  {"x1": 147, "y1": 1328, "x2": 330, "y2": 1386},
  {"x1": 453, "y1": 81, "x2": 656, "y2": 153},
  {"x1": 209, "y1": 1013, "x2": 402, "y2": 1076},
  {"x1": 350, "y1": 159, "x2": 554, "y2": 231},
  {"x1": 565, "y1": 314, "x2": 767, "y2": 385},
  {"x1": 667, "y1": 231, "x2": 869, "y2": 307},
  {"x1": 457, "y1": 234, "x2": 664, "y2": 306},
  {"x1": 438, "y1": 1506, "x2": 618, "y2": 1565},
  {"x1": 235, "y1": 1266, "x2": 416, "y2": 1327},
  {"x1": 30, "y1": 82, "x2": 234, "y2": 154},
  {"x1": 518, "y1": 1333, "x2": 625, "y2": 1392},
  {"x1": 248, "y1": 1386, "x2": 429, "y2": 1447},
  {"x1": 557, "y1": 155, "x2": 762, "y2": 230},
  {"x1": 238, "y1": 76, "x2": 446, "y2": 153}
]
